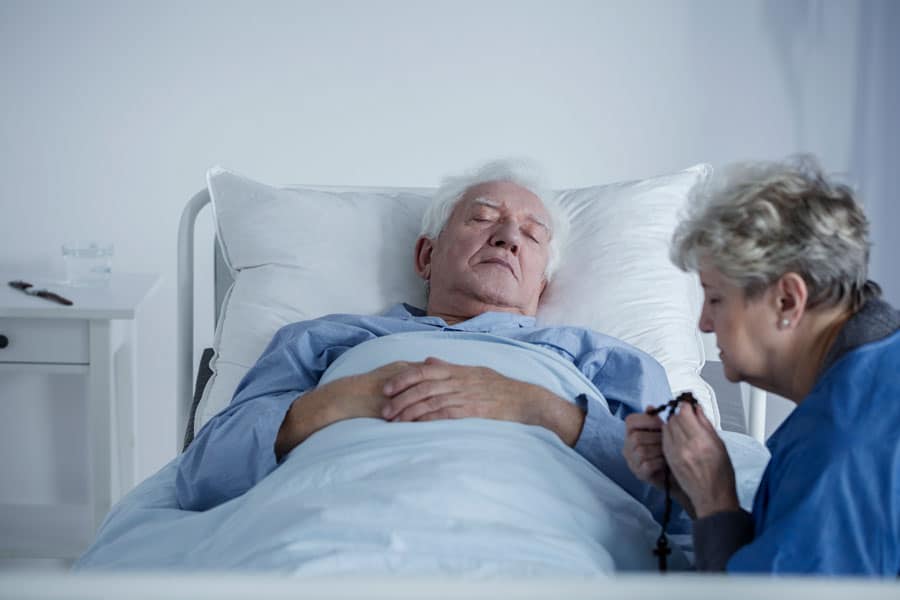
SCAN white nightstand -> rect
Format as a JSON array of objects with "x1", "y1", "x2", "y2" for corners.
[{"x1": 0, "y1": 272, "x2": 159, "y2": 559}]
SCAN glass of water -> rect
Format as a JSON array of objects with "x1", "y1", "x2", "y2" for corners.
[{"x1": 62, "y1": 241, "x2": 113, "y2": 286}]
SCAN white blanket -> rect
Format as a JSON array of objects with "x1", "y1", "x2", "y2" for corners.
[
  {"x1": 77, "y1": 332, "x2": 767, "y2": 575},
  {"x1": 78, "y1": 419, "x2": 690, "y2": 574}
]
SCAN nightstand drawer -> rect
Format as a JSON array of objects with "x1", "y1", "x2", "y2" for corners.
[{"x1": 0, "y1": 318, "x2": 89, "y2": 364}]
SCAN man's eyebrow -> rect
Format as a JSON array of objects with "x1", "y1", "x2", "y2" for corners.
[
  {"x1": 472, "y1": 198, "x2": 500, "y2": 209},
  {"x1": 472, "y1": 197, "x2": 551, "y2": 232}
]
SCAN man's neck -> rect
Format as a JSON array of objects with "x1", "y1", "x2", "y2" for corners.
[{"x1": 426, "y1": 298, "x2": 532, "y2": 326}]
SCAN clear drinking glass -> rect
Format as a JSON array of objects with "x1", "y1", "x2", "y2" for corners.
[{"x1": 62, "y1": 241, "x2": 113, "y2": 286}]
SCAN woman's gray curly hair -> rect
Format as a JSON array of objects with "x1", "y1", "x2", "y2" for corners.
[
  {"x1": 671, "y1": 154, "x2": 880, "y2": 311},
  {"x1": 420, "y1": 158, "x2": 569, "y2": 281}
]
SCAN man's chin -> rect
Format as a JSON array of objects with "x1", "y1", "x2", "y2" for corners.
[
  {"x1": 439, "y1": 280, "x2": 538, "y2": 314},
  {"x1": 457, "y1": 289, "x2": 527, "y2": 313},
  {"x1": 468, "y1": 286, "x2": 518, "y2": 306}
]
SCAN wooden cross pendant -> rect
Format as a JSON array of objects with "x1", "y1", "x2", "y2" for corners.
[{"x1": 654, "y1": 535, "x2": 671, "y2": 572}]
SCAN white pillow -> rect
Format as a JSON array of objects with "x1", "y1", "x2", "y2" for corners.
[{"x1": 196, "y1": 165, "x2": 716, "y2": 434}]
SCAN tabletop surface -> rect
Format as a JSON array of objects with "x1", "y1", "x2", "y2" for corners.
[{"x1": 0, "y1": 272, "x2": 160, "y2": 319}]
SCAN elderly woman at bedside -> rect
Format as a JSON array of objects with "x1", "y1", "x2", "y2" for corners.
[{"x1": 624, "y1": 156, "x2": 900, "y2": 575}]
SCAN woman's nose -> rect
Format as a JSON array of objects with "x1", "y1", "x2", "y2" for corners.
[{"x1": 698, "y1": 308, "x2": 714, "y2": 333}]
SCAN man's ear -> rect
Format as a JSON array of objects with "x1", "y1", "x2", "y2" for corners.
[
  {"x1": 414, "y1": 236, "x2": 434, "y2": 281},
  {"x1": 773, "y1": 272, "x2": 808, "y2": 329}
]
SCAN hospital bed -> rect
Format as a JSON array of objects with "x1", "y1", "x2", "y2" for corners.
[
  {"x1": 4, "y1": 164, "x2": 896, "y2": 598},
  {"x1": 177, "y1": 185, "x2": 768, "y2": 448},
  {"x1": 175, "y1": 164, "x2": 768, "y2": 449}
]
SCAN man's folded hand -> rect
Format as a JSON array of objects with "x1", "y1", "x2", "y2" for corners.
[{"x1": 379, "y1": 357, "x2": 585, "y2": 446}]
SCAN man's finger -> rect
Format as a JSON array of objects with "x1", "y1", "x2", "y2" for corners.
[
  {"x1": 401, "y1": 396, "x2": 467, "y2": 422},
  {"x1": 377, "y1": 360, "x2": 413, "y2": 372},
  {"x1": 423, "y1": 356, "x2": 451, "y2": 366},
  {"x1": 413, "y1": 405, "x2": 470, "y2": 422},
  {"x1": 383, "y1": 362, "x2": 450, "y2": 396},
  {"x1": 383, "y1": 380, "x2": 455, "y2": 419}
]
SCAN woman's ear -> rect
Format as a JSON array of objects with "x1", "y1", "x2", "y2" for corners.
[
  {"x1": 774, "y1": 272, "x2": 808, "y2": 329},
  {"x1": 414, "y1": 236, "x2": 434, "y2": 281}
]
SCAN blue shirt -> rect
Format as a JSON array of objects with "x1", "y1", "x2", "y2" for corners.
[
  {"x1": 728, "y1": 329, "x2": 900, "y2": 575},
  {"x1": 176, "y1": 304, "x2": 683, "y2": 531}
]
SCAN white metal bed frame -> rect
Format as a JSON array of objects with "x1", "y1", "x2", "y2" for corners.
[{"x1": 175, "y1": 188, "x2": 768, "y2": 450}]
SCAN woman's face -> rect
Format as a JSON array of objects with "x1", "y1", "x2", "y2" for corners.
[{"x1": 698, "y1": 264, "x2": 778, "y2": 386}]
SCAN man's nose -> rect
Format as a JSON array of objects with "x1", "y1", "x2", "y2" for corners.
[{"x1": 489, "y1": 221, "x2": 520, "y2": 253}]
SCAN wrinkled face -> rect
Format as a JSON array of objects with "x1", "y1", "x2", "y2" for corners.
[
  {"x1": 698, "y1": 264, "x2": 777, "y2": 384},
  {"x1": 417, "y1": 181, "x2": 552, "y2": 316}
]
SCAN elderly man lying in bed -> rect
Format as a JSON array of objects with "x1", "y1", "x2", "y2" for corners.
[{"x1": 169, "y1": 160, "x2": 705, "y2": 573}]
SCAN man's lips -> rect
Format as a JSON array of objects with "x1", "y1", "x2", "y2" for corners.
[{"x1": 479, "y1": 257, "x2": 516, "y2": 278}]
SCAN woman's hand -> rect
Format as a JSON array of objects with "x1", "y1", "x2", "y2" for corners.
[
  {"x1": 624, "y1": 411, "x2": 668, "y2": 488},
  {"x1": 624, "y1": 411, "x2": 696, "y2": 517},
  {"x1": 663, "y1": 403, "x2": 740, "y2": 518}
]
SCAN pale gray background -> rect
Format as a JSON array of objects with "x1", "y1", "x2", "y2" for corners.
[{"x1": 0, "y1": 0, "x2": 897, "y2": 530}]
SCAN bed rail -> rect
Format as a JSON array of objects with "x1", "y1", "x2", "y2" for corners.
[
  {"x1": 177, "y1": 189, "x2": 211, "y2": 452},
  {"x1": 747, "y1": 388, "x2": 767, "y2": 442}
]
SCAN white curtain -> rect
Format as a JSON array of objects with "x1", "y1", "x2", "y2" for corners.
[
  {"x1": 763, "y1": 0, "x2": 898, "y2": 305},
  {"x1": 851, "y1": 0, "x2": 900, "y2": 305}
]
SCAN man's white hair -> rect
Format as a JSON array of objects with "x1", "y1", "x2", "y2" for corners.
[{"x1": 420, "y1": 159, "x2": 569, "y2": 280}]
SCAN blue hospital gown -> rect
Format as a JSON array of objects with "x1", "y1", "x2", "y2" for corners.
[{"x1": 728, "y1": 329, "x2": 900, "y2": 575}]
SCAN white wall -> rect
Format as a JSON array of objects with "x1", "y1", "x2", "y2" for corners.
[{"x1": 1, "y1": 1, "x2": 892, "y2": 512}]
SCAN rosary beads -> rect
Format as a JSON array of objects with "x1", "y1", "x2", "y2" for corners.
[{"x1": 647, "y1": 392, "x2": 698, "y2": 572}]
